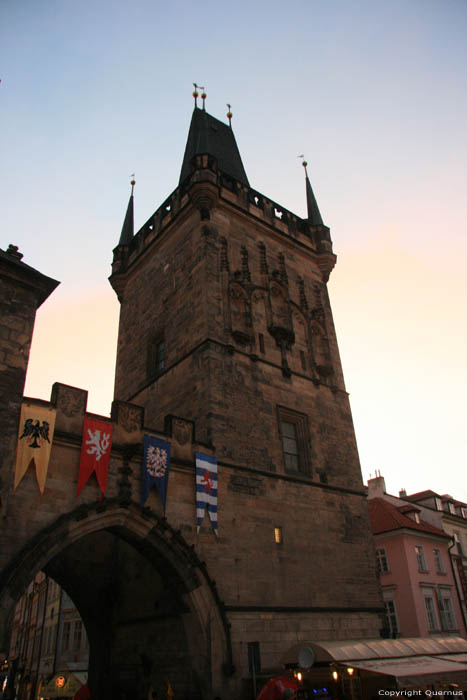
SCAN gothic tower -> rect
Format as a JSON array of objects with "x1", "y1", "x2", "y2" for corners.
[{"x1": 109, "y1": 104, "x2": 382, "y2": 692}]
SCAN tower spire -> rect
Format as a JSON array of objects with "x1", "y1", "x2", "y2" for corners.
[
  {"x1": 300, "y1": 156, "x2": 323, "y2": 226},
  {"x1": 118, "y1": 177, "x2": 135, "y2": 246}
]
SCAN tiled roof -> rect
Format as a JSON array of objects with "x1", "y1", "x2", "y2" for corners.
[
  {"x1": 405, "y1": 490, "x2": 439, "y2": 502},
  {"x1": 368, "y1": 498, "x2": 447, "y2": 537}
]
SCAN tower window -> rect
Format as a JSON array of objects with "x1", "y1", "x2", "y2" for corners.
[
  {"x1": 148, "y1": 336, "x2": 165, "y2": 379},
  {"x1": 277, "y1": 407, "x2": 311, "y2": 476},
  {"x1": 258, "y1": 333, "x2": 265, "y2": 354},
  {"x1": 274, "y1": 526, "x2": 283, "y2": 544}
]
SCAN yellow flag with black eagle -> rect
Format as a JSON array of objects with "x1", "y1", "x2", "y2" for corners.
[{"x1": 14, "y1": 402, "x2": 56, "y2": 493}]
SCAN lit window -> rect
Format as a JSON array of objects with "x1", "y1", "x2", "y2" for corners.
[
  {"x1": 424, "y1": 596, "x2": 439, "y2": 631},
  {"x1": 384, "y1": 600, "x2": 399, "y2": 637},
  {"x1": 376, "y1": 548, "x2": 389, "y2": 574},
  {"x1": 277, "y1": 407, "x2": 311, "y2": 476},
  {"x1": 415, "y1": 545, "x2": 428, "y2": 572},
  {"x1": 433, "y1": 548, "x2": 445, "y2": 574},
  {"x1": 414, "y1": 512, "x2": 420, "y2": 523},
  {"x1": 274, "y1": 527, "x2": 283, "y2": 544}
]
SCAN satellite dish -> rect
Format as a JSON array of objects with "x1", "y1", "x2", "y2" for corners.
[{"x1": 298, "y1": 646, "x2": 315, "y2": 668}]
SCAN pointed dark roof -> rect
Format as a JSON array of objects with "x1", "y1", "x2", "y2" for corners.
[
  {"x1": 306, "y1": 173, "x2": 324, "y2": 226},
  {"x1": 179, "y1": 108, "x2": 249, "y2": 186},
  {"x1": 119, "y1": 191, "x2": 134, "y2": 245}
]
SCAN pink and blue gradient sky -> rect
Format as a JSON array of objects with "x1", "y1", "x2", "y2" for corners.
[{"x1": 1, "y1": 0, "x2": 466, "y2": 500}]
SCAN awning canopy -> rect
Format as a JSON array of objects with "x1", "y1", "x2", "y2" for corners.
[
  {"x1": 348, "y1": 655, "x2": 467, "y2": 688},
  {"x1": 280, "y1": 636, "x2": 467, "y2": 665}
]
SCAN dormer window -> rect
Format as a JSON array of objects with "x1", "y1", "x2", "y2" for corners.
[
  {"x1": 435, "y1": 497, "x2": 443, "y2": 511},
  {"x1": 449, "y1": 502, "x2": 456, "y2": 515}
]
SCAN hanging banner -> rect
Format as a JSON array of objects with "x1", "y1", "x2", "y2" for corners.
[
  {"x1": 141, "y1": 435, "x2": 171, "y2": 512},
  {"x1": 76, "y1": 416, "x2": 113, "y2": 498},
  {"x1": 195, "y1": 452, "x2": 218, "y2": 535},
  {"x1": 14, "y1": 403, "x2": 56, "y2": 494}
]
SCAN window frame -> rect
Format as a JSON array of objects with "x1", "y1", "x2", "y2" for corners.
[
  {"x1": 433, "y1": 548, "x2": 445, "y2": 574},
  {"x1": 383, "y1": 599, "x2": 399, "y2": 637},
  {"x1": 415, "y1": 545, "x2": 428, "y2": 573},
  {"x1": 277, "y1": 406, "x2": 311, "y2": 477},
  {"x1": 376, "y1": 548, "x2": 389, "y2": 575},
  {"x1": 147, "y1": 334, "x2": 165, "y2": 380},
  {"x1": 424, "y1": 594, "x2": 439, "y2": 632}
]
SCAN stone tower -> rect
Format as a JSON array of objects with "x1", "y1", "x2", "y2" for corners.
[
  {"x1": 0, "y1": 245, "x2": 59, "y2": 516},
  {"x1": 109, "y1": 105, "x2": 382, "y2": 691}
]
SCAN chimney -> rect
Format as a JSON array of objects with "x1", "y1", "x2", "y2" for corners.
[
  {"x1": 367, "y1": 471, "x2": 387, "y2": 498},
  {"x1": 399, "y1": 489, "x2": 407, "y2": 498}
]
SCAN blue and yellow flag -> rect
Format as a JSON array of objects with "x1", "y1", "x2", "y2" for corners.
[{"x1": 141, "y1": 435, "x2": 171, "y2": 512}]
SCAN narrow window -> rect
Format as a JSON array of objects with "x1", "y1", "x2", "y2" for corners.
[
  {"x1": 280, "y1": 421, "x2": 299, "y2": 472},
  {"x1": 73, "y1": 620, "x2": 82, "y2": 650},
  {"x1": 433, "y1": 548, "x2": 445, "y2": 574},
  {"x1": 376, "y1": 548, "x2": 389, "y2": 574},
  {"x1": 449, "y1": 502, "x2": 456, "y2": 515},
  {"x1": 148, "y1": 336, "x2": 165, "y2": 379},
  {"x1": 258, "y1": 333, "x2": 265, "y2": 354},
  {"x1": 415, "y1": 545, "x2": 428, "y2": 572},
  {"x1": 383, "y1": 600, "x2": 399, "y2": 637},
  {"x1": 424, "y1": 596, "x2": 438, "y2": 631},
  {"x1": 277, "y1": 407, "x2": 311, "y2": 476},
  {"x1": 62, "y1": 622, "x2": 71, "y2": 651},
  {"x1": 453, "y1": 532, "x2": 464, "y2": 556},
  {"x1": 274, "y1": 526, "x2": 283, "y2": 544},
  {"x1": 438, "y1": 592, "x2": 456, "y2": 631},
  {"x1": 435, "y1": 497, "x2": 443, "y2": 511}
]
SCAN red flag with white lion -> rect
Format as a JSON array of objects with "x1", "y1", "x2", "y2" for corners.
[{"x1": 76, "y1": 417, "x2": 113, "y2": 498}]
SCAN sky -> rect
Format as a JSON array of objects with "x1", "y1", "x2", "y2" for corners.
[{"x1": 1, "y1": 0, "x2": 466, "y2": 501}]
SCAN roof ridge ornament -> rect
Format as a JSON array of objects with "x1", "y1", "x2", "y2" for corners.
[
  {"x1": 130, "y1": 173, "x2": 135, "y2": 196},
  {"x1": 298, "y1": 154, "x2": 308, "y2": 177},
  {"x1": 192, "y1": 83, "x2": 206, "y2": 110},
  {"x1": 226, "y1": 103, "x2": 232, "y2": 128}
]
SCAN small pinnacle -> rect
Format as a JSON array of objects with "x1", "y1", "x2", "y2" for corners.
[
  {"x1": 226, "y1": 103, "x2": 232, "y2": 127},
  {"x1": 201, "y1": 88, "x2": 207, "y2": 110},
  {"x1": 192, "y1": 82, "x2": 199, "y2": 108}
]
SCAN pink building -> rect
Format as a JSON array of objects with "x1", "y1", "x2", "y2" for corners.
[{"x1": 368, "y1": 481, "x2": 466, "y2": 640}]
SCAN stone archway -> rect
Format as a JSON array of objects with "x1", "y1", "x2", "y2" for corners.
[{"x1": 0, "y1": 503, "x2": 231, "y2": 700}]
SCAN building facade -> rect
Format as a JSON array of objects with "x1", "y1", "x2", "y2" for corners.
[
  {"x1": 0, "y1": 105, "x2": 384, "y2": 700},
  {"x1": 7, "y1": 573, "x2": 89, "y2": 700},
  {"x1": 368, "y1": 476, "x2": 467, "y2": 640}
]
